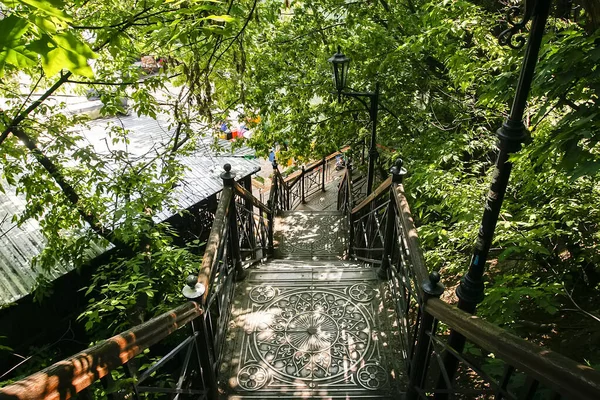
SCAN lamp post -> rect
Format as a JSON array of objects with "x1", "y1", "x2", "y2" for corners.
[
  {"x1": 435, "y1": 0, "x2": 553, "y2": 397},
  {"x1": 328, "y1": 46, "x2": 380, "y2": 195}
]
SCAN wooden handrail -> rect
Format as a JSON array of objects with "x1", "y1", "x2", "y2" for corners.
[
  {"x1": 351, "y1": 176, "x2": 392, "y2": 215},
  {"x1": 0, "y1": 302, "x2": 202, "y2": 400},
  {"x1": 234, "y1": 182, "x2": 271, "y2": 215},
  {"x1": 393, "y1": 183, "x2": 429, "y2": 288},
  {"x1": 197, "y1": 186, "x2": 232, "y2": 303},
  {"x1": 425, "y1": 298, "x2": 600, "y2": 400},
  {"x1": 284, "y1": 150, "x2": 342, "y2": 184},
  {"x1": 325, "y1": 149, "x2": 345, "y2": 162},
  {"x1": 304, "y1": 158, "x2": 323, "y2": 171}
]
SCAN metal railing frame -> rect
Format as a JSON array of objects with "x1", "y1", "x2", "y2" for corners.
[
  {"x1": 338, "y1": 160, "x2": 600, "y2": 399},
  {"x1": 270, "y1": 150, "x2": 343, "y2": 211}
]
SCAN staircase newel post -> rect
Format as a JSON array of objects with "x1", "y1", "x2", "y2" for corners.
[
  {"x1": 301, "y1": 165, "x2": 306, "y2": 204},
  {"x1": 347, "y1": 161, "x2": 354, "y2": 256},
  {"x1": 272, "y1": 160, "x2": 278, "y2": 210},
  {"x1": 221, "y1": 164, "x2": 247, "y2": 281},
  {"x1": 268, "y1": 161, "x2": 276, "y2": 254},
  {"x1": 321, "y1": 156, "x2": 326, "y2": 192},
  {"x1": 182, "y1": 276, "x2": 219, "y2": 400},
  {"x1": 378, "y1": 159, "x2": 407, "y2": 280},
  {"x1": 267, "y1": 204, "x2": 274, "y2": 254},
  {"x1": 407, "y1": 272, "x2": 445, "y2": 400}
]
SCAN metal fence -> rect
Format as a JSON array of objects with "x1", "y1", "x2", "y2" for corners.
[{"x1": 337, "y1": 161, "x2": 600, "y2": 399}]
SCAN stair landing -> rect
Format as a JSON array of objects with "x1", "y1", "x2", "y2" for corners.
[
  {"x1": 219, "y1": 265, "x2": 405, "y2": 399},
  {"x1": 274, "y1": 211, "x2": 347, "y2": 260}
]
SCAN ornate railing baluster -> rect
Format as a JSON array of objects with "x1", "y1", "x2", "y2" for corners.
[{"x1": 272, "y1": 151, "x2": 344, "y2": 211}]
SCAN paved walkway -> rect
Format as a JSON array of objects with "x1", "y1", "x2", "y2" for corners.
[{"x1": 274, "y1": 211, "x2": 347, "y2": 260}]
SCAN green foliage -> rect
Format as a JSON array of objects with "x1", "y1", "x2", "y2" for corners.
[
  {"x1": 229, "y1": 0, "x2": 600, "y2": 338},
  {"x1": 78, "y1": 227, "x2": 201, "y2": 337},
  {"x1": 0, "y1": 0, "x2": 245, "y2": 349},
  {"x1": 479, "y1": 273, "x2": 562, "y2": 326},
  {"x1": 0, "y1": 0, "x2": 95, "y2": 77},
  {"x1": 1, "y1": 0, "x2": 599, "y2": 383}
]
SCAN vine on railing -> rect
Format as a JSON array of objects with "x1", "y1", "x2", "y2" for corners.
[{"x1": 339, "y1": 159, "x2": 600, "y2": 400}]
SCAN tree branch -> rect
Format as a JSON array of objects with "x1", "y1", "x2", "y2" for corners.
[
  {"x1": 0, "y1": 5, "x2": 155, "y2": 147},
  {"x1": 274, "y1": 23, "x2": 345, "y2": 45},
  {"x1": 11, "y1": 126, "x2": 128, "y2": 249},
  {"x1": 209, "y1": 0, "x2": 258, "y2": 76}
]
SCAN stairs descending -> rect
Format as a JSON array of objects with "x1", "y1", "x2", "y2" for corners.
[
  {"x1": 218, "y1": 208, "x2": 406, "y2": 399},
  {"x1": 274, "y1": 210, "x2": 347, "y2": 260}
]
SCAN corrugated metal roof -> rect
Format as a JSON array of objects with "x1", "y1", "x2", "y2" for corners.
[
  {"x1": 0, "y1": 183, "x2": 72, "y2": 305},
  {"x1": 82, "y1": 115, "x2": 256, "y2": 159},
  {"x1": 0, "y1": 116, "x2": 259, "y2": 305},
  {"x1": 153, "y1": 155, "x2": 260, "y2": 222}
]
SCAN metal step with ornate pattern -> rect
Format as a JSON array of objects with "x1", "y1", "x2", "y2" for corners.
[{"x1": 218, "y1": 264, "x2": 406, "y2": 399}]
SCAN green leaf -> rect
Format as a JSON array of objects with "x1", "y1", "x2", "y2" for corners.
[
  {"x1": 201, "y1": 15, "x2": 234, "y2": 23},
  {"x1": 31, "y1": 32, "x2": 96, "y2": 77},
  {"x1": 17, "y1": 0, "x2": 72, "y2": 22},
  {"x1": 0, "y1": 15, "x2": 30, "y2": 48},
  {"x1": 0, "y1": 45, "x2": 38, "y2": 72}
]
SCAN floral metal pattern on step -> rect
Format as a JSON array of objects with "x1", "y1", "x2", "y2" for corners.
[{"x1": 252, "y1": 287, "x2": 370, "y2": 382}]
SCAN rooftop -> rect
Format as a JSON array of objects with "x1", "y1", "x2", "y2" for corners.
[{"x1": 0, "y1": 115, "x2": 260, "y2": 305}]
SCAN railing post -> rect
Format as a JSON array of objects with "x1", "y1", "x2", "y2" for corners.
[
  {"x1": 378, "y1": 159, "x2": 407, "y2": 280},
  {"x1": 221, "y1": 164, "x2": 247, "y2": 281},
  {"x1": 366, "y1": 83, "x2": 379, "y2": 196},
  {"x1": 347, "y1": 161, "x2": 354, "y2": 256},
  {"x1": 267, "y1": 206, "x2": 274, "y2": 254},
  {"x1": 272, "y1": 160, "x2": 278, "y2": 210},
  {"x1": 243, "y1": 175, "x2": 256, "y2": 259},
  {"x1": 268, "y1": 161, "x2": 276, "y2": 254},
  {"x1": 361, "y1": 138, "x2": 366, "y2": 164},
  {"x1": 407, "y1": 272, "x2": 445, "y2": 400},
  {"x1": 321, "y1": 156, "x2": 326, "y2": 192},
  {"x1": 301, "y1": 165, "x2": 306, "y2": 204},
  {"x1": 182, "y1": 276, "x2": 218, "y2": 400}
]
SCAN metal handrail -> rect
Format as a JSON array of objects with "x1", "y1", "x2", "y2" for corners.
[
  {"x1": 351, "y1": 176, "x2": 391, "y2": 215},
  {"x1": 234, "y1": 182, "x2": 273, "y2": 261},
  {"x1": 274, "y1": 150, "x2": 344, "y2": 210},
  {"x1": 234, "y1": 182, "x2": 272, "y2": 215},
  {"x1": 0, "y1": 302, "x2": 202, "y2": 400},
  {"x1": 425, "y1": 298, "x2": 600, "y2": 400}
]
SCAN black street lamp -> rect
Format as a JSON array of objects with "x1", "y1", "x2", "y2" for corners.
[{"x1": 328, "y1": 46, "x2": 380, "y2": 195}]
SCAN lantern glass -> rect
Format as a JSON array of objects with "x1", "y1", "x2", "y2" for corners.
[{"x1": 328, "y1": 46, "x2": 350, "y2": 93}]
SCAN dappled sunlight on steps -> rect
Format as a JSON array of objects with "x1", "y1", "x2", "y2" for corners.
[{"x1": 218, "y1": 205, "x2": 406, "y2": 399}]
